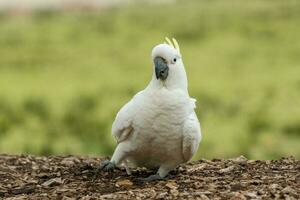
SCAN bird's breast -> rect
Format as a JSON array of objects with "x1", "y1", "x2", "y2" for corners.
[
  {"x1": 128, "y1": 89, "x2": 195, "y2": 167},
  {"x1": 133, "y1": 88, "x2": 193, "y2": 135}
]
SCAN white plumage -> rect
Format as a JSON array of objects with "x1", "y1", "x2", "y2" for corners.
[{"x1": 108, "y1": 38, "x2": 201, "y2": 179}]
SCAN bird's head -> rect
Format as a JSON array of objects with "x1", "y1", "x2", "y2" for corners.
[{"x1": 151, "y1": 37, "x2": 188, "y2": 91}]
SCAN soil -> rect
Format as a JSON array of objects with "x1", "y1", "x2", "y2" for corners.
[{"x1": 0, "y1": 155, "x2": 299, "y2": 199}]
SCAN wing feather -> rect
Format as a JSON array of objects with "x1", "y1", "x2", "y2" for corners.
[
  {"x1": 111, "y1": 91, "x2": 143, "y2": 143},
  {"x1": 182, "y1": 111, "x2": 202, "y2": 161}
]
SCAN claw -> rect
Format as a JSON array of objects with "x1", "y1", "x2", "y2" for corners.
[
  {"x1": 99, "y1": 160, "x2": 116, "y2": 172},
  {"x1": 93, "y1": 160, "x2": 117, "y2": 180},
  {"x1": 136, "y1": 174, "x2": 165, "y2": 183}
]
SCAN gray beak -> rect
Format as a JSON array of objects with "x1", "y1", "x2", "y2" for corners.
[{"x1": 154, "y1": 57, "x2": 169, "y2": 80}]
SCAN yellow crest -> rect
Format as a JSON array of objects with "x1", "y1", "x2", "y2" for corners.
[{"x1": 165, "y1": 37, "x2": 180, "y2": 53}]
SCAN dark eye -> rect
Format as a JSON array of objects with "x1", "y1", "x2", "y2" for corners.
[{"x1": 173, "y1": 58, "x2": 177, "y2": 63}]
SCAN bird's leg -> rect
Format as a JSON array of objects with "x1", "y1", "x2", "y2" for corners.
[
  {"x1": 97, "y1": 143, "x2": 129, "y2": 173},
  {"x1": 124, "y1": 159, "x2": 132, "y2": 175}
]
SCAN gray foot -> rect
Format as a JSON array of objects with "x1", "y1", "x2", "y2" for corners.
[
  {"x1": 99, "y1": 160, "x2": 116, "y2": 172},
  {"x1": 93, "y1": 160, "x2": 117, "y2": 181},
  {"x1": 136, "y1": 174, "x2": 165, "y2": 182}
]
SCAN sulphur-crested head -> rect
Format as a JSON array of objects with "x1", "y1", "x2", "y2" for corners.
[{"x1": 150, "y1": 37, "x2": 188, "y2": 92}]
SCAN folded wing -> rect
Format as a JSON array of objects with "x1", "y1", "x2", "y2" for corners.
[{"x1": 182, "y1": 111, "x2": 202, "y2": 162}]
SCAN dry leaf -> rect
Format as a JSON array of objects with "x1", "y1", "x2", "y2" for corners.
[
  {"x1": 42, "y1": 177, "x2": 63, "y2": 187},
  {"x1": 165, "y1": 181, "x2": 178, "y2": 189},
  {"x1": 115, "y1": 179, "x2": 133, "y2": 187},
  {"x1": 219, "y1": 165, "x2": 235, "y2": 173}
]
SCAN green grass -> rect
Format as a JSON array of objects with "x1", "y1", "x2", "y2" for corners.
[{"x1": 0, "y1": 0, "x2": 300, "y2": 159}]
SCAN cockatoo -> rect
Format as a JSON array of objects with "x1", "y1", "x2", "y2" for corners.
[{"x1": 100, "y1": 37, "x2": 202, "y2": 182}]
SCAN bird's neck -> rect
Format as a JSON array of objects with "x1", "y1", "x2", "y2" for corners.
[{"x1": 148, "y1": 72, "x2": 189, "y2": 95}]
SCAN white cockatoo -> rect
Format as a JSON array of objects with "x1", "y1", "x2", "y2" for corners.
[{"x1": 100, "y1": 38, "x2": 202, "y2": 182}]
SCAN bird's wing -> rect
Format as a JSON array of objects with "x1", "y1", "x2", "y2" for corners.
[
  {"x1": 182, "y1": 110, "x2": 202, "y2": 162},
  {"x1": 112, "y1": 91, "x2": 143, "y2": 143}
]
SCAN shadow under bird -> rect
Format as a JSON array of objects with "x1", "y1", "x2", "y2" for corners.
[{"x1": 100, "y1": 37, "x2": 202, "y2": 182}]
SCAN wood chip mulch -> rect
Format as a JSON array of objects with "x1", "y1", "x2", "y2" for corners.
[{"x1": 0, "y1": 154, "x2": 299, "y2": 199}]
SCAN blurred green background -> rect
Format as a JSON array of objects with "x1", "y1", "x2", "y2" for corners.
[{"x1": 0, "y1": 0, "x2": 299, "y2": 159}]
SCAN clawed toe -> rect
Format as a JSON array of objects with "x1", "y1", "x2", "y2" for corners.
[
  {"x1": 136, "y1": 174, "x2": 165, "y2": 183},
  {"x1": 99, "y1": 160, "x2": 116, "y2": 172},
  {"x1": 93, "y1": 160, "x2": 117, "y2": 180}
]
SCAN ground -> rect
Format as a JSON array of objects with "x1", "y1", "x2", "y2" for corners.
[{"x1": 0, "y1": 155, "x2": 299, "y2": 199}]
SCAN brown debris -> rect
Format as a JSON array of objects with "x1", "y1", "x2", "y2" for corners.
[
  {"x1": 41, "y1": 177, "x2": 63, "y2": 187},
  {"x1": 115, "y1": 179, "x2": 133, "y2": 188},
  {"x1": 0, "y1": 154, "x2": 299, "y2": 199}
]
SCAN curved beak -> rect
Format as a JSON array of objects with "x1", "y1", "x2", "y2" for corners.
[{"x1": 154, "y1": 57, "x2": 169, "y2": 80}]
